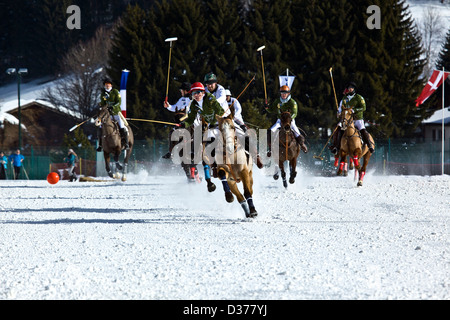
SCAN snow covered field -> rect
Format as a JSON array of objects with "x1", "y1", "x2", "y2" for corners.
[{"x1": 0, "y1": 165, "x2": 448, "y2": 301}]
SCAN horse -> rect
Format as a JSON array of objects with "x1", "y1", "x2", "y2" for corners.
[
  {"x1": 169, "y1": 112, "x2": 202, "y2": 183},
  {"x1": 215, "y1": 115, "x2": 257, "y2": 218},
  {"x1": 337, "y1": 107, "x2": 375, "y2": 186},
  {"x1": 272, "y1": 111, "x2": 301, "y2": 188},
  {"x1": 94, "y1": 106, "x2": 134, "y2": 181}
]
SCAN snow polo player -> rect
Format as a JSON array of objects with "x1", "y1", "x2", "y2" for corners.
[
  {"x1": 265, "y1": 85, "x2": 308, "y2": 156},
  {"x1": 97, "y1": 78, "x2": 129, "y2": 151}
]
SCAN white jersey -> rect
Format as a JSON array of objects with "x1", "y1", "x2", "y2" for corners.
[
  {"x1": 228, "y1": 97, "x2": 244, "y2": 126},
  {"x1": 167, "y1": 96, "x2": 191, "y2": 113},
  {"x1": 206, "y1": 83, "x2": 230, "y2": 117}
]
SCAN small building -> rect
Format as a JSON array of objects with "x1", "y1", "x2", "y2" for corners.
[
  {"x1": 422, "y1": 107, "x2": 450, "y2": 148},
  {"x1": 0, "y1": 99, "x2": 95, "y2": 151}
]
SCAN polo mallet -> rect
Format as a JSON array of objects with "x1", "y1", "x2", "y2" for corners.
[
  {"x1": 224, "y1": 74, "x2": 256, "y2": 116},
  {"x1": 69, "y1": 116, "x2": 94, "y2": 132},
  {"x1": 329, "y1": 67, "x2": 339, "y2": 111},
  {"x1": 257, "y1": 45, "x2": 267, "y2": 104},
  {"x1": 165, "y1": 37, "x2": 178, "y2": 103},
  {"x1": 313, "y1": 125, "x2": 339, "y2": 161},
  {"x1": 313, "y1": 67, "x2": 341, "y2": 161},
  {"x1": 126, "y1": 118, "x2": 179, "y2": 126}
]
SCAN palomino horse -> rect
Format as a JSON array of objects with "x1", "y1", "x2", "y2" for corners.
[
  {"x1": 273, "y1": 112, "x2": 300, "y2": 188},
  {"x1": 215, "y1": 115, "x2": 257, "y2": 218},
  {"x1": 95, "y1": 106, "x2": 134, "y2": 181},
  {"x1": 337, "y1": 107, "x2": 375, "y2": 186}
]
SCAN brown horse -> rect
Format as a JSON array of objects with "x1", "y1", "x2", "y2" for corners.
[
  {"x1": 337, "y1": 108, "x2": 374, "y2": 186},
  {"x1": 95, "y1": 106, "x2": 134, "y2": 181},
  {"x1": 215, "y1": 115, "x2": 257, "y2": 218},
  {"x1": 272, "y1": 112, "x2": 301, "y2": 188}
]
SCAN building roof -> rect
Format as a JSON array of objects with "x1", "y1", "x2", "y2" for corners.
[{"x1": 423, "y1": 107, "x2": 450, "y2": 125}]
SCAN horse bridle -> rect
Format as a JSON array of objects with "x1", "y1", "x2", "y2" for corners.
[
  {"x1": 95, "y1": 107, "x2": 119, "y2": 139},
  {"x1": 219, "y1": 118, "x2": 241, "y2": 182},
  {"x1": 341, "y1": 108, "x2": 359, "y2": 138}
]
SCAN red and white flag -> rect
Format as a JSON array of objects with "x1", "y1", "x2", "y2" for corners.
[
  {"x1": 120, "y1": 69, "x2": 130, "y2": 117},
  {"x1": 416, "y1": 69, "x2": 450, "y2": 107}
]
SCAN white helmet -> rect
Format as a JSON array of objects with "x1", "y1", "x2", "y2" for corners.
[{"x1": 225, "y1": 89, "x2": 231, "y2": 96}]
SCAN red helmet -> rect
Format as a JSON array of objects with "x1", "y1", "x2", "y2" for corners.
[{"x1": 189, "y1": 82, "x2": 205, "y2": 93}]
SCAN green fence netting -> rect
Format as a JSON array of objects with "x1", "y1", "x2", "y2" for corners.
[{"x1": 1, "y1": 138, "x2": 448, "y2": 180}]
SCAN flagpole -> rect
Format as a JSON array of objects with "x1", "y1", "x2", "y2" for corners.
[{"x1": 442, "y1": 67, "x2": 445, "y2": 175}]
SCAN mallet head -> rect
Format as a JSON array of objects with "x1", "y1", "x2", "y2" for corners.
[
  {"x1": 257, "y1": 45, "x2": 265, "y2": 52},
  {"x1": 165, "y1": 37, "x2": 178, "y2": 47}
]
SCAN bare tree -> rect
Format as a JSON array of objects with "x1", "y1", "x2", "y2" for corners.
[
  {"x1": 419, "y1": 6, "x2": 445, "y2": 77},
  {"x1": 42, "y1": 26, "x2": 114, "y2": 119}
]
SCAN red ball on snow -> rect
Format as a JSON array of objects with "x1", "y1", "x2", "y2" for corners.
[{"x1": 47, "y1": 172, "x2": 60, "y2": 184}]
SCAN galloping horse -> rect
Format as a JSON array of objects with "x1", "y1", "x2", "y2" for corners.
[
  {"x1": 337, "y1": 107, "x2": 374, "y2": 186},
  {"x1": 273, "y1": 112, "x2": 301, "y2": 188},
  {"x1": 95, "y1": 106, "x2": 134, "y2": 181},
  {"x1": 215, "y1": 115, "x2": 257, "y2": 218}
]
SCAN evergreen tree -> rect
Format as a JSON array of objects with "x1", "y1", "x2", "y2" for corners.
[
  {"x1": 293, "y1": 0, "x2": 356, "y2": 139},
  {"x1": 387, "y1": 0, "x2": 427, "y2": 137},
  {"x1": 350, "y1": 0, "x2": 425, "y2": 138},
  {"x1": 436, "y1": 29, "x2": 450, "y2": 71}
]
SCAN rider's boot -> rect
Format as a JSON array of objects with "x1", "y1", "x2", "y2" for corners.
[
  {"x1": 295, "y1": 134, "x2": 308, "y2": 153},
  {"x1": 361, "y1": 129, "x2": 374, "y2": 153},
  {"x1": 96, "y1": 128, "x2": 102, "y2": 152},
  {"x1": 120, "y1": 128, "x2": 129, "y2": 149}
]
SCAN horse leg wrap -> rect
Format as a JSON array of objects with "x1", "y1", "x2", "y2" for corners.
[
  {"x1": 203, "y1": 165, "x2": 211, "y2": 180},
  {"x1": 240, "y1": 200, "x2": 251, "y2": 217},
  {"x1": 218, "y1": 170, "x2": 230, "y2": 193},
  {"x1": 352, "y1": 156, "x2": 359, "y2": 167},
  {"x1": 190, "y1": 167, "x2": 196, "y2": 179},
  {"x1": 334, "y1": 155, "x2": 339, "y2": 167},
  {"x1": 221, "y1": 178, "x2": 231, "y2": 193},
  {"x1": 339, "y1": 162, "x2": 345, "y2": 171},
  {"x1": 246, "y1": 196, "x2": 255, "y2": 210},
  {"x1": 360, "y1": 171, "x2": 366, "y2": 181}
]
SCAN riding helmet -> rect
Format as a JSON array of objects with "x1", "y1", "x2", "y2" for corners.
[
  {"x1": 280, "y1": 85, "x2": 290, "y2": 93},
  {"x1": 347, "y1": 81, "x2": 357, "y2": 91},
  {"x1": 204, "y1": 72, "x2": 217, "y2": 84},
  {"x1": 189, "y1": 82, "x2": 205, "y2": 93},
  {"x1": 103, "y1": 78, "x2": 113, "y2": 85}
]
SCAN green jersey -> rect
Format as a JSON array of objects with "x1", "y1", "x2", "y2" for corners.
[
  {"x1": 184, "y1": 92, "x2": 225, "y2": 127},
  {"x1": 342, "y1": 94, "x2": 365, "y2": 120},
  {"x1": 267, "y1": 96, "x2": 298, "y2": 119},
  {"x1": 99, "y1": 88, "x2": 121, "y2": 115}
]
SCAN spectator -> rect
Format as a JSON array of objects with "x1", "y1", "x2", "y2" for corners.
[
  {"x1": 9, "y1": 149, "x2": 24, "y2": 180},
  {"x1": 0, "y1": 151, "x2": 7, "y2": 179}
]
